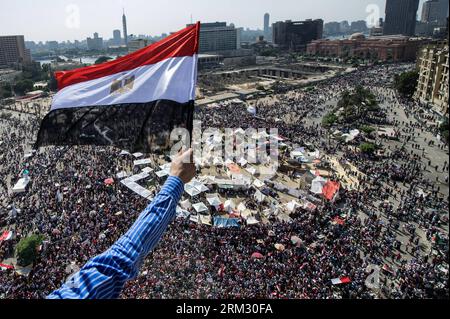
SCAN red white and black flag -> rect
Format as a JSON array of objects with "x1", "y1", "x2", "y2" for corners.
[{"x1": 35, "y1": 23, "x2": 200, "y2": 153}]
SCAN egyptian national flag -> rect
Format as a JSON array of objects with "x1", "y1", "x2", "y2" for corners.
[
  {"x1": 331, "y1": 277, "x2": 352, "y2": 285},
  {"x1": 35, "y1": 22, "x2": 200, "y2": 153},
  {"x1": 0, "y1": 230, "x2": 13, "y2": 242},
  {"x1": 0, "y1": 263, "x2": 14, "y2": 271}
]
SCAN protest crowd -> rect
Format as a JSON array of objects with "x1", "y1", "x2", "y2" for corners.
[{"x1": 0, "y1": 63, "x2": 448, "y2": 299}]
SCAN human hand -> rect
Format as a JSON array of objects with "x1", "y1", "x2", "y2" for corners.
[{"x1": 170, "y1": 148, "x2": 196, "y2": 184}]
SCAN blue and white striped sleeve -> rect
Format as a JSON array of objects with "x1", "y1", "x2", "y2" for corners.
[{"x1": 47, "y1": 176, "x2": 184, "y2": 299}]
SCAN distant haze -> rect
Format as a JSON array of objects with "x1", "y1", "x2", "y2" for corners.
[{"x1": 0, "y1": 0, "x2": 427, "y2": 42}]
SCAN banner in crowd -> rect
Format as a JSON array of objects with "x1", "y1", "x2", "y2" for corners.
[
  {"x1": 0, "y1": 231, "x2": 13, "y2": 242},
  {"x1": 0, "y1": 263, "x2": 14, "y2": 271},
  {"x1": 331, "y1": 277, "x2": 352, "y2": 285}
]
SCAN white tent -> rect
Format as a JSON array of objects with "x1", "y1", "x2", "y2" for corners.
[
  {"x1": 310, "y1": 176, "x2": 327, "y2": 194},
  {"x1": 191, "y1": 180, "x2": 209, "y2": 192},
  {"x1": 224, "y1": 158, "x2": 234, "y2": 166},
  {"x1": 141, "y1": 167, "x2": 154, "y2": 174},
  {"x1": 240, "y1": 209, "x2": 254, "y2": 220},
  {"x1": 235, "y1": 128, "x2": 246, "y2": 135},
  {"x1": 159, "y1": 163, "x2": 172, "y2": 171},
  {"x1": 206, "y1": 195, "x2": 222, "y2": 207},
  {"x1": 12, "y1": 178, "x2": 30, "y2": 193},
  {"x1": 134, "y1": 159, "x2": 152, "y2": 166},
  {"x1": 155, "y1": 170, "x2": 169, "y2": 178},
  {"x1": 213, "y1": 157, "x2": 224, "y2": 166},
  {"x1": 116, "y1": 171, "x2": 129, "y2": 179},
  {"x1": 176, "y1": 206, "x2": 190, "y2": 219},
  {"x1": 254, "y1": 190, "x2": 266, "y2": 203},
  {"x1": 247, "y1": 106, "x2": 256, "y2": 115},
  {"x1": 190, "y1": 215, "x2": 200, "y2": 224},
  {"x1": 285, "y1": 200, "x2": 300, "y2": 213},
  {"x1": 247, "y1": 216, "x2": 260, "y2": 225},
  {"x1": 237, "y1": 202, "x2": 247, "y2": 213},
  {"x1": 185, "y1": 180, "x2": 208, "y2": 197},
  {"x1": 119, "y1": 150, "x2": 131, "y2": 156},
  {"x1": 24, "y1": 151, "x2": 34, "y2": 159},
  {"x1": 238, "y1": 158, "x2": 248, "y2": 167},
  {"x1": 291, "y1": 151, "x2": 304, "y2": 158},
  {"x1": 132, "y1": 152, "x2": 144, "y2": 158},
  {"x1": 224, "y1": 199, "x2": 236, "y2": 213},
  {"x1": 245, "y1": 166, "x2": 257, "y2": 175},
  {"x1": 277, "y1": 213, "x2": 293, "y2": 223},
  {"x1": 199, "y1": 215, "x2": 212, "y2": 225},
  {"x1": 180, "y1": 199, "x2": 192, "y2": 210},
  {"x1": 199, "y1": 175, "x2": 216, "y2": 184},
  {"x1": 308, "y1": 150, "x2": 320, "y2": 159},
  {"x1": 192, "y1": 202, "x2": 209, "y2": 214},
  {"x1": 253, "y1": 179, "x2": 265, "y2": 188}
]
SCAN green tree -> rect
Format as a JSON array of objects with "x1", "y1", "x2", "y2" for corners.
[
  {"x1": 359, "y1": 142, "x2": 377, "y2": 154},
  {"x1": 0, "y1": 82, "x2": 13, "y2": 98},
  {"x1": 14, "y1": 79, "x2": 34, "y2": 95},
  {"x1": 439, "y1": 117, "x2": 449, "y2": 143},
  {"x1": 394, "y1": 70, "x2": 419, "y2": 98},
  {"x1": 47, "y1": 73, "x2": 58, "y2": 92},
  {"x1": 95, "y1": 56, "x2": 113, "y2": 64},
  {"x1": 360, "y1": 125, "x2": 376, "y2": 135},
  {"x1": 16, "y1": 234, "x2": 44, "y2": 267},
  {"x1": 322, "y1": 112, "x2": 338, "y2": 127}
]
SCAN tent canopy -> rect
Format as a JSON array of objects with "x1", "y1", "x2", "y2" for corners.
[{"x1": 193, "y1": 202, "x2": 209, "y2": 214}]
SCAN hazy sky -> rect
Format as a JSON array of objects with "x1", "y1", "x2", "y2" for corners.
[{"x1": 1, "y1": 0, "x2": 428, "y2": 42}]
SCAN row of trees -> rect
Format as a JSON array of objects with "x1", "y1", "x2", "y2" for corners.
[
  {"x1": 394, "y1": 70, "x2": 419, "y2": 98},
  {"x1": 0, "y1": 79, "x2": 35, "y2": 97},
  {"x1": 322, "y1": 86, "x2": 380, "y2": 127}
]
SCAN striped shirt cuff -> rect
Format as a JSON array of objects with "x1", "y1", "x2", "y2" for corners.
[{"x1": 160, "y1": 176, "x2": 184, "y2": 202}]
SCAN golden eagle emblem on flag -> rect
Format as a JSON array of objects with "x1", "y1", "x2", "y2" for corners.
[{"x1": 110, "y1": 75, "x2": 136, "y2": 95}]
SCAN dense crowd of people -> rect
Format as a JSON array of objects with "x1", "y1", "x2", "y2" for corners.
[{"x1": 0, "y1": 63, "x2": 448, "y2": 299}]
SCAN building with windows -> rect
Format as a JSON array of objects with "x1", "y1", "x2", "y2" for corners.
[
  {"x1": 0, "y1": 35, "x2": 32, "y2": 68},
  {"x1": 123, "y1": 10, "x2": 128, "y2": 47},
  {"x1": 350, "y1": 20, "x2": 368, "y2": 33},
  {"x1": 384, "y1": 0, "x2": 420, "y2": 36},
  {"x1": 128, "y1": 39, "x2": 149, "y2": 53},
  {"x1": 421, "y1": 0, "x2": 449, "y2": 24},
  {"x1": 324, "y1": 22, "x2": 341, "y2": 36},
  {"x1": 87, "y1": 33, "x2": 104, "y2": 51},
  {"x1": 307, "y1": 34, "x2": 427, "y2": 62},
  {"x1": 415, "y1": 41, "x2": 449, "y2": 115},
  {"x1": 187, "y1": 22, "x2": 241, "y2": 53},
  {"x1": 264, "y1": 13, "x2": 271, "y2": 41},
  {"x1": 272, "y1": 19, "x2": 323, "y2": 51},
  {"x1": 113, "y1": 29, "x2": 122, "y2": 46}
]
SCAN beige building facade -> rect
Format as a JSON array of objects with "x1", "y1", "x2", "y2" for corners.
[{"x1": 415, "y1": 41, "x2": 449, "y2": 115}]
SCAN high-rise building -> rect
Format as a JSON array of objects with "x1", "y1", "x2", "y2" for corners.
[
  {"x1": 421, "y1": 0, "x2": 449, "y2": 25},
  {"x1": 187, "y1": 22, "x2": 240, "y2": 53},
  {"x1": 87, "y1": 32, "x2": 103, "y2": 50},
  {"x1": 340, "y1": 21, "x2": 351, "y2": 34},
  {"x1": 264, "y1": 13, "x2": 270, "y2": 40},
  {"x1": 272, "y1": 19, "x2": 323, "y2": 51},
  {"x1": 47, "y1": 41, "x2": 59, "y2": 51},
  {"x1": 350, "y1": 20, "x2": 368, "y2": 33},
  {"x1": 0, "y1": 35, "x2": 32, "y2": 68},
  {"x1": 113, "y1": 29, "x2": 122, "y2": 46},
  {"x1": 122, "y1": 9, "x2": 128, "y2": 47},
  {"x1": 384, "y1": 0, "x2": 420, "y2": 36},
  {"x1": 128, "y1": 39, "x2": 149, "y2": 53},
  {"x1": 415, "y1": 41, "x2": 449, "y2": 115},
  {"x1": 324, "y1": 22, "x2": 341, "y2": 36}
]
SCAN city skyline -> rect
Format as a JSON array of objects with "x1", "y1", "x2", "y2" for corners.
[{"x1": 0, "y1": 0, "x2": 429, "y2": 42}]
